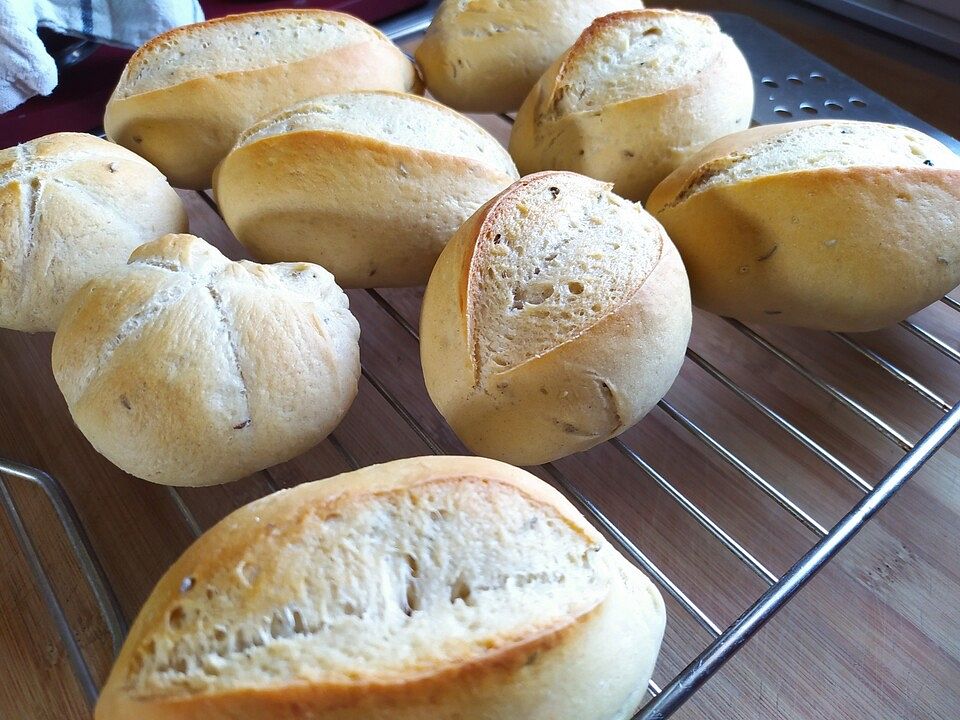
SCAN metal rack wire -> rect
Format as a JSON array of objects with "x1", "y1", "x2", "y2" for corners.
[{"x1": 2, "y1": 9, "x2": 959, "y2": 719}]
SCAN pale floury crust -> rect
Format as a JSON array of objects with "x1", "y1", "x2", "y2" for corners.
[
  {"x1": 51, "y1": 233, "x2": 360, "y2": 486},
  {"x1": 509, "y1": 9, "x2": 754, "y2": 202},
  {"x1": 416, "y1": 0, "x2": 644, "y2": 113},
  {"x1": 95, "y1": 456, "x2": 665, "y2": 720},
  {"x1": 420, "y1": 171, "x2": 691, "y2": 465},
  {"x1": 104, "y1": 10, "x2": 422, "y2": 189},
  {"x1": 647, "y1": 120, "x2": 960, "y2": 331},
  {"x1": 0, "y1": 133, "x2": 187, "y2": 332},
  {"x1": 214, "y1": 91, "x2": 519, "y2": 288}
]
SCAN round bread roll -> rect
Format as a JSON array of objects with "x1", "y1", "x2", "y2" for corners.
[
  {"x1": 415, "y1": 0, "x2": 644, "y2": 114},
  {"x1": 214, "y1": 91, "x2": 519, "y2": 288},
  {"x1": 51, "y1": 233, "x2": 360, "y2": 486},
  {"x1": 95, "y1": 455, "x2": 666, "y2": 720},
  {"x1": 646, "y1": 120, "x2": 960, "y2": 331},
  {"x1": 420, "y1": 171, "x2": 691, "y2": 466},
  {"x1": 509, "y1": 9, "x2": 754, "y2": 202},
  {"x1": 104, "y1": 10, "x2": 422, "y2": 190},
  {"x1": 0, "y1": 133, "x2": 187, "y2": 333}
]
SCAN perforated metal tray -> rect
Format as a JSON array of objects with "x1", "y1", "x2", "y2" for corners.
[{"x1": 1, "y1": 11, "x2": 958, "y2": 719}]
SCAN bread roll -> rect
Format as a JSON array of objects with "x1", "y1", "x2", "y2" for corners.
[
  {"x1": 51, "y1": 233, "x2": 359, "y2": 486},
  {"x1": 95, "y1": 455, "x2": 665, "y2": 720},
  {"x1": 647, "y1": 120, "x2": 960, "y2": 331},
  {"x1": 0, "y1": 133, "x2": 187, "y2": 333},
  {"x1": 104, "y1": 10, "x2": 421, "y2": 190},
  {"x1": 509, "y1": 10, "x2": 754, "y2": 202},
  {"x1": 420, "y1": 171, "x2": 691, "y2": 465},
  {"x1": 214, "y1": 91, "x2": 519, "y2": 288},
  {"x1": 415, "y1": 0, "x2": 643, "y2": 114}
]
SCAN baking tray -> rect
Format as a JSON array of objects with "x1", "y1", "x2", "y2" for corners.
[{"x1": 1, "y1": 10, "x2": 958, "y2": 719}]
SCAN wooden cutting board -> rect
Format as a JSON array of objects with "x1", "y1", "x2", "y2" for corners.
[{"x1": 2, "y1": 4, "x2": 960, "y2": 718}]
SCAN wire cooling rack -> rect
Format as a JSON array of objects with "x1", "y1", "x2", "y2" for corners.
[{"x1": 1, "y1": 10, "x2": 959, "y2": 719}]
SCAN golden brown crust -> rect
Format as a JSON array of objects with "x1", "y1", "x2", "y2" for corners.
[
  {"x1": 95, "y1": 457, "x2": 633, "y2": 720},
  {"x1": 415, "y1": 0, "x2": 644, "y2": 114},
  {"x1": 508, "y1": 10, "x2": 752, "y2": 202},
  {"x1": 647, "y1": 121, "x2": 960, "y2": 330},
  {"x1": 105, "y1": 13, "x2": 420, "y2": 189},
  {"x1": 214, "y1": 95, "x2": 516, "y2": 287},
  {"x1": 421, "y1": 172, "x2": 691, "y2": 465}
]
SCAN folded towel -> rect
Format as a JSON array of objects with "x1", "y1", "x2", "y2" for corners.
[{"x1": 0, "y1": 0, "x2": 204, "y2": 113}]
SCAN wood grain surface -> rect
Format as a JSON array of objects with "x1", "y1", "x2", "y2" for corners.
[{"x1": 2, "y1": 5, "x2": 960, "y2": 719}]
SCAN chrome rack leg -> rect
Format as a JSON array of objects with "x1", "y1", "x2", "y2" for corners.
[{"x1": 0, "y1": 459, "x2": 129, "y2": 707}]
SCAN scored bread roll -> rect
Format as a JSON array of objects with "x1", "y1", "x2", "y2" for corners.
[
  {"x1": 214, "y1": 91, "x2": 519, "y2": 288},
  {"x1": 509, "y1": 10, "x2": 754, "y2": 202},
  {"x1": 94, "y1": 455, "x2": 666, "y2": 720},
  {"x1": 104, "y1": 10, "x2": 421, "y2": 190},
  {"x1": 0, "y1": 133, "x2": 187, "y2": 333},
  {"x1": 52, "y1": 233, "x2": 360, "y2": 486},
  {"x1": 646, "y1": 120, "x2": 960, "y2": 331},
  {"x1": 420, "y1": 171, "x2": 691, "y2": 466},
  {"x1": 415, "y1": 0, "x2": 644, "y2": 114}
]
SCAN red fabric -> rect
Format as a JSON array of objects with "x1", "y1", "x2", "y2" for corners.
[{"x1": 0, "y1": 0, "x2": 423, "y2": 145}]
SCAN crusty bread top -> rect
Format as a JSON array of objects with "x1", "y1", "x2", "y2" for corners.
[
  {"x1": 235, "y1": 91, "x2": 518, "y2": 177},
  {"x1": 422, "y1": 0, "x2": 645, "y2": 42},
  {"x1": 468, "y1": 172, "x2": 664, "y2": 377},
  {"x1": 650, "y1": 120, "x2": 960, "y2": 209},
  {"x1": 113, "y1": 10, "x2": 388, "y2": 98},
  {"x1": 554, "y1": 10, "x2": 722, "y2": 114},
  {"x1": 114, "y1": 456, "x2": 607, "y2": 698}
]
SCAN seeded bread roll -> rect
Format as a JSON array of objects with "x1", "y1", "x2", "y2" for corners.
[
  {"x1": 0, "y1": 133, "x2": 187, "y2": 332},
  {"x1": 214, "y1": 91, "x2": 519, "y2": 288},
  {"x1": 647, "y1": 120, "x2": 960, "y2": 331},
  {"x1": 51, "y1": 234, "x2": 359, "y2": 486},
  {"x1": 415, "y1": 0, "x2": 643, "y2": 114},
  {"x1": 509, "y1": 10, "x2": 754, "y2": 202},
  {"x1": 104, "y1": 10, "x2": 421, "y2": 190},
  {"x1": 420, "y1": 172, "x2": 691, "y2": 465},
  {"x1": 94, "y1": 455, "x2": 666, "y2": 720}
]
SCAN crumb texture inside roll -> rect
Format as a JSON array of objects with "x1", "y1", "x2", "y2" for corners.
[
  {"x1": 121, "y1": 477, "x2": 606, "y2": 696},
  {"x1": 115, "y1": 12, "x2": 380, "y2": 97},
  {"x1": 470, "y1": 173, "x2": 661, "y2": 376},
  {"x1": 683, "y1": 121, "x2": 960, "y2": 199},
  {"x1": 236, "y1": 92, "x2": 516, "y2": 176},
  {"x1": 556, "y1": 11, "x2": 719, "y2": 113}
]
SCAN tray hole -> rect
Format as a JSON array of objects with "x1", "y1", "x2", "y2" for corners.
[
  {"x1": 787, "y1": 75, "x2": 803, "y2": 85},
  {"x1": 810, "y1": 71, "x2": 826, "y2": 82},
  {"x1": 799, "y1": 102, "x2": 818, "y2": 115},
  {"x1": 824, "y1": 100, "x2": 843, "y2": 111},
  {"x1": 761, "y1": 76, "x2": 779, "y2": 88},
  {"x1": 849, "y1": 97, "x2": 867, "y2": 107},
  {"x1": 774, "y1": 106, "x2": 793, "y2": 118}
]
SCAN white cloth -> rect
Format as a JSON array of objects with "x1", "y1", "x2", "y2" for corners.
[{"x1": 0, "y1": 0, "x2": 204, "y2": 113}]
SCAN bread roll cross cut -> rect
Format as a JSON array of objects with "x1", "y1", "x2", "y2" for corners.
[
  {"x1": 94, "y1": 456, "x2": 666, "y2": 720},
  {"x1": 52, "y1": 233, "x2": 360, "y2": 486},
  {"x1": 0, "y1": 133, "x2": 187, "y2": 332},
  {"x1": 421, "y1": 171, "x2": 691, "y2": 465}
]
